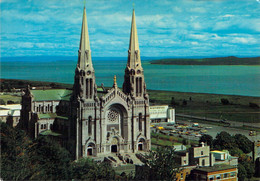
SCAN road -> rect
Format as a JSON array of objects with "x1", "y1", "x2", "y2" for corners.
[{"x1": 176, "y1": 114, "x2": 260, "y2": 128}]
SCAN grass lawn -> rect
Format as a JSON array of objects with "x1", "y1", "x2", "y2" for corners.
[
  {"x1": 151, "y1": 132, "x2": 199, "y2": 147},
  {"x1": 148, "y1": 90, "x2": 260, "y2": 123},
  {"x1": 0, "y1": 94, "x2": 21, "y2": 104}
]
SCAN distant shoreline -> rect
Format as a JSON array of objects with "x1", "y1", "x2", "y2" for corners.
[
  {"x1": 150, "y1": 56, "x2": 260, "y2": 65},
  {"x1": 1, "y1": 78, "x2": 259, "y2": 98}
]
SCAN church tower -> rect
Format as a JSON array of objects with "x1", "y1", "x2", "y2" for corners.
[
  {"x1": 123, "y1": 10, "x2": 147, "y2": 98},
  {"x1": 73, "y1": 6, "x2": 97, "y2": 100},
  {"x1": 70, "y1": 7, "x2": 99, "y2": 159},
  {"x1": 123, "y1": 9, "x2": 150, "y2": 151}
]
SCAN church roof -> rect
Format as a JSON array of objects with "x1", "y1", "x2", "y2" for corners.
[{"x1": 31, "y1": 89, "x2": 72, "y2": 101}]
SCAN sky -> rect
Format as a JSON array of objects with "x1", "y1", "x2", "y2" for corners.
[{"x1": 1, "y1": 0, "x2": 260, "y2": 58}]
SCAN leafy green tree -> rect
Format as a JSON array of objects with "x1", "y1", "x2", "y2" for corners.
[
  {"x1": 213, "y1": 131, "x2": 236, "y2": 150},
  {"x1": 233, "y1": 134, "x2": 252, "y2": 154},
  {"x1": 136, "y1": 146, "x2": 178, "y2": 180},
  {"x1": 238, "y1": 163, "x2": 247, "y2": 181},
  {"x1": 70, "y1": 158, "x2": 115, "y2": 180},
  {"x1": 229, "y1": 147, "x2": 244, "y2": 157},
  {"x1": 199, "y1": 134, "x2": 213, "y2": 148},
  {"x1": 0, "y1": 122, "x2": 33, "y2": 180},
  {"x1": 28, "y1": 136, "x2": 71, "y2": 180}
]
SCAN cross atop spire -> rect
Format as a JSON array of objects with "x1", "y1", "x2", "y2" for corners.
[
  {"x1": 127, "y1": 9, "x2": 142, "y2": 69},
  {"x1": 78, "y1": 7, "x2": 93, "y2": 70}
]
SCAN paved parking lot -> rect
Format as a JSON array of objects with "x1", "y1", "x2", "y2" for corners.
[{"x1": 151, "y1": 120, "x2": 260, "y2": 142}]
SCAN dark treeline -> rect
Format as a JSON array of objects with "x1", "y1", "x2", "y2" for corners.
[{"x1": 150, "y1": 56, "x2": 260, "y2": 65}]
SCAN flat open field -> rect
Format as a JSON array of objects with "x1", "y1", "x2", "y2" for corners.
[
  {"x1": 149, "y1": 90, "x2": 260, "y2": 123},
  {"x1": 1, "y1": 79, "x2": 259, "y2": 124}
]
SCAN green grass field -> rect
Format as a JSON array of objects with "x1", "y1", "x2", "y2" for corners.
[{"x1": 148, "y1": 90, "x2": 260, "y2": 123}]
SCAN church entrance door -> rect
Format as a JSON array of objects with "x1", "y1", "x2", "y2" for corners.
[
  {"x1": 138, "y1": 143, "x2": 143, "y2": 151},
  {"x1": 111, "y1": 145, "x2": 118, "y2": 153},
  {"x1": 87, "y1": 148, "x2": 93, "y2": 156}
]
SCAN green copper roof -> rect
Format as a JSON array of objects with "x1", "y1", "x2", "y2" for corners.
[
  {"x1": 56, "y1": 115, "x2": 69, "y2": 120},
  {"x1": 31, "y1": 89, "x2": 72, "y2": 101},
  {"x1": 38, "y1": 113, "x2": 57, "y2": 119},
  {"x1": 40, "y1": 129, "x2": 61, "y2": 136}
]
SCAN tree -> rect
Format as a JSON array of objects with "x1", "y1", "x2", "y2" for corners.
[
  {"x1": 27, "y1": 135, "x2": 71, "y2": 180},
  {"x1": 221, "y1": 98, "x2": 230, "y2": 105},
  {"x1": 136, "y1": 147, "x2": 178, "y2": 180},
  {"x1": 234, "y1": 134, "x2": 252, "y2": 154},
  {"x1": 0, "y1": 99, "x2": 5, "y2": 105},
  {"x1": 0, "y1": 122, "x2": 33, "y2": 180},
  {"x1": 238, "y1": 163, "x2": 247, "y2": 181},
  {"x1": 70, "y1": 158, "x2": 115, "y2": 180},
  {"x1": 213, "y1": 131, "x2": 236, "y2": 150},
  {"x1": 199, "y1": 134, "x2": 213, "y2": 148}
]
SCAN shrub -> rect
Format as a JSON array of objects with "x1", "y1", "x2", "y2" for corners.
[
  {"x1": 249, "y1": 102, "x2": 259, "y2": 108},
  {"x1": 221, "y1": 98, "x2": 229, "y2": 105},
  {"x1": 7, "y1": 100, "x2": 15, "y2": 104}
]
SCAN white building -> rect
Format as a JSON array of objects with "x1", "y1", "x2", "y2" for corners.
[
  {"x1": 149, "y1": 105, "x2": 175, "y2": 123},
  {"x1": 0, "y1": 104, "x2": 21, "y2": 127}
]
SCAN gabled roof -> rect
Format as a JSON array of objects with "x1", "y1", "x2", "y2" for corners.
[{"x1": 31, "y1": 89, "x2": 72, "y2": 101}]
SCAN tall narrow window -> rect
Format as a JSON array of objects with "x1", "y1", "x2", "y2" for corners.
[
  {"x1": 86, "y1": 79, "x2": 89, "y2": 98},
  {"x1": 136, "y1": 77, "x2": 138, "y2": 95},
  {"x1": 139, "y1": 113, "x2": 142, "y2": 131},
  {"x1": 139, "y1": 77, "x2": 142, "y2": 95},
  {"x1": 90, "y1": 79, "x2": 93, "y2": 98},
  {"x1": 88, "y1": 116, "x2": 92, "y2": 135}
]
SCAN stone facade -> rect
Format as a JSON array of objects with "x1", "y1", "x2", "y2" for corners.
[{"x1": 20, "y1": 7, "x2": 150, "y2": 160}]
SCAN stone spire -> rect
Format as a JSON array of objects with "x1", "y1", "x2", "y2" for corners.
[
  {"x1": 73, "y1": 6, "x2": 96, "y2": 100},
  {"x1": 127, "y1": 9, "x2": 142, "y2": 69},
  {"x1": 123, "y1": 9, "x2": 146, "y2": 97},
  {"x1": 78, "y1": 6, "x2": 93, "y2": 70}
]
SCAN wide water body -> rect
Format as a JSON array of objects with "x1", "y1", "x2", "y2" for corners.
[{"x1": 1, "y1": 57, "x2": 260, "y2": 97}]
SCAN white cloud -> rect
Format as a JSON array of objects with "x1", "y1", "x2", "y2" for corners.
[{"x1": 222, "y1": 14, "x2": 234, "y2": 18}]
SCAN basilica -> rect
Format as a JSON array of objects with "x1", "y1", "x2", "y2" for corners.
[{"x1": 20, "y1": 7, "x2": 151, "y2": 160}]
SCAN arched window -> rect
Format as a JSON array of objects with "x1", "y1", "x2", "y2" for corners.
[
  {"x1": 88, "y1": 116, "x2": 92, "y2": 135},
  {"x1": 139, "y1": 113, "x2": 142, "y2": 131}
]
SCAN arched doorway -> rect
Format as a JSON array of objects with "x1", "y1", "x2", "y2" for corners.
[
  {"x1": 138, "y1": 142, "x2": 143, "y2": 151},
  {"x1": 111, "y1": 145, "x2": 117, "y2": 153},
  {"x1": 138, "y1": 138, "x2": 145, "y2": 151},
  {"x1": 111, "y1": 137, "x2": 119, "y2": 153},
  {"x1": 86, "y1": 143, "x2": 95, "y2": 156},
  {"x1": 87, "y1": 147, "x2": 93, "y2": 156}
]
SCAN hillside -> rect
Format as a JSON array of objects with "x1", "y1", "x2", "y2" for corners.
[{"x1": 150, "y1": 56, "x2": 260, "y2": 65}]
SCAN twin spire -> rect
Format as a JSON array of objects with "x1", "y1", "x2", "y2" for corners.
[
  {"x1": 77, "y1": 7, "x2": 142, "y2": 72},
  {"x1": 127, "y1": 9, "x2": 142, "y2": 69},
  {"x1": 78, "y1": 7, "x2": 93, "y2": 70}
]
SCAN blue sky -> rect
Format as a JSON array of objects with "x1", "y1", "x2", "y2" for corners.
[{"x1": 1, "y1": 0, "x2": 260, "y2": 57}]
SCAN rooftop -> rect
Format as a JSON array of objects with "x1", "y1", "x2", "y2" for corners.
[
  {"x1": 38, "y1": 113, "x2": 57, "y2": 119},
  {"x1": 39, "y1": 129, "x2": 61, "y2": 136},
  {"x1": 31, "y1": 89, "x2": 72, "y2": 101},
  {"x1": 194, "y1": 165, "x2": 236, "y2": 173}
]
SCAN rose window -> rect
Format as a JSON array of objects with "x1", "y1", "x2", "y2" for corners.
[{"x1": 108, "y1": 110, "x2": 119, "y2": 122}]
